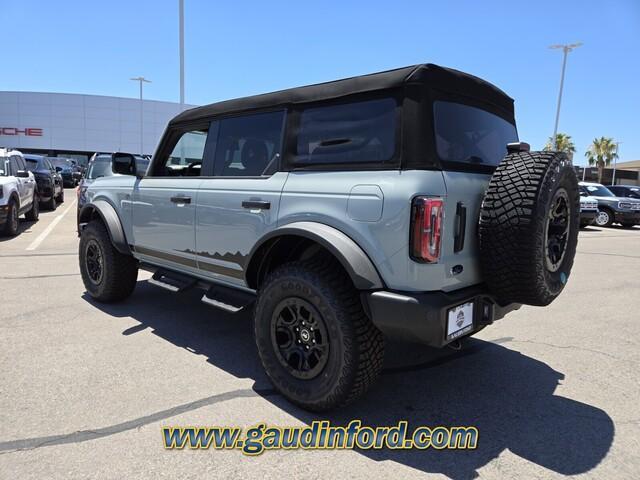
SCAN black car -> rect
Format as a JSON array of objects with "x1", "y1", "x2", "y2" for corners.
[
  {"x1": 24, "y1": 154, "x2": 64, "y2": 210},
  {"x1": 608, "y1": 185, "x2": 640, "y2": 200},
  {"x1": 49, "y1": 158, "x2": 79, "y2": 187},
  {"x1": 579, "y1": 182, "x2": 640, "y2": 228}
]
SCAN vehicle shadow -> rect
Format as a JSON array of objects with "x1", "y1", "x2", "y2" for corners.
[
  {"x1": 84, "y1": 280, "x2": 614, "y2": 479},
  {"x1": 0, "y1": 219, "x2": 37, "y2": 242}
]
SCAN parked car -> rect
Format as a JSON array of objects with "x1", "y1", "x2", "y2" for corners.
[
  {"x1": 579, "y1": 181, "x2": 640, "y2": 228},
  {"x1": 24, "y1": 154, "x2": 64, "y2": 210},
  {"x1": 49, "y1": 158, "x2": 79, "y2": 187},
  {"x1": 607, "y1": 185, "x2": 640, "y2": 200},
  {"x1": 579, "y1": 194, "x2": 599, "y2": 227},
  {"x1": 0, "y1": 148, "x2": 39, "y2": 235},
  {"x1": 77, "y1": 153, "x2": 149, "y2": 212},
  {"x1": 78, "y1": 63, "x2": 580, "y2": 411}
]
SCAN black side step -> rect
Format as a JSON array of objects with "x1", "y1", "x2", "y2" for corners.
[
  {"x1": 148, "y1": 270, "x2": 197, "y2": 292},
  {"x1": 201, "y1": 284, "x2": 256, "y2": 313}
]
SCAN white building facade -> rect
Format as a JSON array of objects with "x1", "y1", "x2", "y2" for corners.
[{"x1": 0, "y1": 91, "x2": 195, "y2": 163}]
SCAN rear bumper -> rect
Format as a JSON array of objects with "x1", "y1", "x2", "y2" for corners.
[
  {"x1": 614, "y1": 211, "x2": 640, "y2": 224},
  {"x1": 364, "y1": 285, "x2": 521, "y2": 347}
]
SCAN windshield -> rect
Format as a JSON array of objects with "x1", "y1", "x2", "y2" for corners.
[
  {"x1": 584, "y1": 185, "x2": 615, "y2": 197},
  {"x1": 434, "y1": 101, "x2": 518, "y2": 167},
  {"x1": 51, "y1": 158, "x2": 71, "y2": 168},
  {"x1": 87, "y1": 156, "x2": 114, "y2": 179}
]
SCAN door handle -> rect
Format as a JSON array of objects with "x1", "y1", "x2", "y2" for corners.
[
  {"x1": 242, "y1": 200, "x2": 270, "y2": 210},
  {"x1": 170, "y1": 196, "x2": 191, "y2": 204}
]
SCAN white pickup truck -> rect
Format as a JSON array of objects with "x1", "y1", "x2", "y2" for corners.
[{"x1": 1, "y1": 148, "x2": 39, "y2": 236}]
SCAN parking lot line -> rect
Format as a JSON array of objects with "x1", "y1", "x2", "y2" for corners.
[{"x1": 26, "y1": 199, "x2": 77, "y2": 251}]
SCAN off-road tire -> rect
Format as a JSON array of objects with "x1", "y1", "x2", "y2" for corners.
[
  {"x1": 2, "y1": 199, "x2": 19, "y2": 236},
  {"x1": 479, "y1": 151, "x2": 580, "y2": 306},
  {"x1": 25, "y1": 194, "x2": 39, "y2": 221},
  {"x1": 254, "y1": 257, "x2": 384, "y2": 411},
  {"x1": 79, "y1": 220, "x2": 138, "y2": 302}
]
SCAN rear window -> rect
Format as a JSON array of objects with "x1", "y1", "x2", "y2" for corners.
[
  {"x1": 434, "y1": 101, "x2": 517, "y2": 167},
  {"x1": 294, "y1": 98, "x2": 396, "y2": 166}
]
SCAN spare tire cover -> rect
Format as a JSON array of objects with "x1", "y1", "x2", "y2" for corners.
[{"x1": 479, "y1": 151, "x2": 580, "y2": 306}]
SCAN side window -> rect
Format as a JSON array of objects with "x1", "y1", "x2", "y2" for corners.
[
  {"x1": 9, "y1": 156, "x2": 20, "y2": 175},
  {"x1": 214, "y1": 111, "x2": 285, "y2": 177},
  {"x1": 155, "y1": 127, "x2": 209, "y2": 177},
  {"x1": 294, "y1": 98, "x2": 397, "y2": 166}
]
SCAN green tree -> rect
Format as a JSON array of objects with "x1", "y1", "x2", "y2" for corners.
[
  {"x1": 544, "y1": 133, "x2": 576, "y2": 159},
  {"x1": 584, "y1": 137, "x2": 618, "y2": 183}
]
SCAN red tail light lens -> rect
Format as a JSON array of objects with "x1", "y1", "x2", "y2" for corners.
[{"x1": 410, "y1": 197, "x2": 444, "y2": 263}]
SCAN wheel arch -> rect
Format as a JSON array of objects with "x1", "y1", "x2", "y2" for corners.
[
  {"x1": 245, "y1": 222, "x2": 384, "y2": 291},
  {"x1": 78, "y1": 199, "x2": 131, "y2": 255}
]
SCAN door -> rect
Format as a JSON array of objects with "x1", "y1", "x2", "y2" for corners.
[
  {"x1": 132, "y1": 125, "x2": 210, "y2": 273},
  {"x1": 10, "y1": 155, "x2": 34, "y2": 209},
  {"x1": 195, "y1": 110, "x2": 288, "y2": 287}
]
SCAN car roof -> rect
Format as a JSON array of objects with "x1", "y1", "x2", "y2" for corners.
[
  {"x1": 170, "y1": 63, "x2": 514, "y2": 126},
  {"x1": 579, "y1": 182, "x2": 604, "y2": 187}
]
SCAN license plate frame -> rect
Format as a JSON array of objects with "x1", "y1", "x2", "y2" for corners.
[{"x1": 446, "y1": 301, "x2": 474, "y2": 341}]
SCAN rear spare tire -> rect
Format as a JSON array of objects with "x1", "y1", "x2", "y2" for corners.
[{"x1": 479, "y1": 151, "x2": 579, "y2": 306}]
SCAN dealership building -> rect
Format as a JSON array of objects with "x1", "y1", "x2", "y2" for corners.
[{"x1": 0, "y1": 91, "x2": 195, "y2": 164}]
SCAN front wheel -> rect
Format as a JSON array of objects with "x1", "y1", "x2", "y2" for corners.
[
  {"x1": 2, "y1": 199, "x2": 19, "y2": 236},
  {"x1": 254, "y1": 258, "x2": 384, "y2": 411},
  {"x1": 79, "y1": 220, "x2": 138, "y2": 302},
  {"x1": 595, "y1": 209, "x2": 613, "y2": 227}
]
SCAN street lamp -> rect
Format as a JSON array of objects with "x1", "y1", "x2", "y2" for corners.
[
  {"x1": 612, "y1": 142, "x2": 622, "y2": 185},
  {"x1": 179, "y1": 0, "x2": 185, "y2": 110},
  {"x1": 549, "y1": 42, "x2": 582, "y2": 149},
  {"x1": 130, "y1": 76, "x2": 152, "y2": 155}
]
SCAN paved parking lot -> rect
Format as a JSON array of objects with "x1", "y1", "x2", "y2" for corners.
[{"x1": 1, "y1": 189, "x2": 639, "y2": 479}]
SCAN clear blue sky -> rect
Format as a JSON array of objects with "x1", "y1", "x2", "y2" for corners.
[{"x1": 2, "y1": 0, "x2": 639, "y2": 163}]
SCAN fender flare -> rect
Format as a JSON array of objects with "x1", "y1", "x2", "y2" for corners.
[
  {"x1": 78, "y1": 199, "x2": 131, "y2": 255},
  {"x1": 246, "y1": 221, "x2": 384, "y2": 290}
]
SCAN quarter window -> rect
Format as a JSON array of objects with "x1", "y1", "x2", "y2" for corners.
[{"x1": 294, "y1": 98, "x2": 397, "y2": 166}]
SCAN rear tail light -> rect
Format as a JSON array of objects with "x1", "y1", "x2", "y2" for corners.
[{"x1": 410, "y1": 197, "x2": 444, "y2": 263}]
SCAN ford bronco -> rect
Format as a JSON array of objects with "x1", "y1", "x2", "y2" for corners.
[{"x1": 78, "y1": 64, "x2": 580, "y2": 411}]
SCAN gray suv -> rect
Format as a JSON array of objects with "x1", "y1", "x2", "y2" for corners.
[{"x1": 78, "y1": 64, "x2": 580, "y2": 411}]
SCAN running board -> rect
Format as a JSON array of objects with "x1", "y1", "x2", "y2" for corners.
[
  {"x1": 148, "y1": 270, "x2": 197, "y2": 292},
  {"x1": 201, "y1": 285, "x2": 255, "y2": 313}
]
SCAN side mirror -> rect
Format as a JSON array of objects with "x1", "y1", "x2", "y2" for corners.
[
  {"x1": 16, "y1": 170, "x2": 29, "y2": 178},
  {"x1": 55, "y1": 166, "x2": 62, "y2": 172},
  {"x1": 112, "y1": 153, "x2": 138, "y2": 176}
]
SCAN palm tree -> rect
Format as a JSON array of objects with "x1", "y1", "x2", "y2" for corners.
[
  {"x1": 544, "y1": 133, "x2": 576, "y2": 160},
  {"x1": 584, "y1": 137, "x2": 618, "y2": 183}
]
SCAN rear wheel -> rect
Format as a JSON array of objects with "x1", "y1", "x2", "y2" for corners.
[
  {"x1": 79, "y1": 220, "x2": 138, "y2": 302},
  {"x1": 479, "y1": 151, "x2": 580, "y2": 306},
  {"x1": 2, "y1": 199, "x2": 19, "y2": 236},
  {"x1": 254, "y1": 257, "x2": 384, "y2": 411},
  {"x1": 25, "y1": 194, "x2": 40, "y2": 221}
]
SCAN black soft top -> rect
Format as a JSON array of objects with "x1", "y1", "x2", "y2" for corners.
[{"x1": 170, "y1": 63, "x2": 514, "y2": 125}]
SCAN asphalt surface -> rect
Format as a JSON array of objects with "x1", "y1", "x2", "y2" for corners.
[{"x1": 1, "y1": 189, "x2": 639, "y2": 479}]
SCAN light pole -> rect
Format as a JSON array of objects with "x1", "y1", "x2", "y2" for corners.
[
  {"x1": 612, "y1": 142, "x2": 622, "y2": 185},
  {"x1": 549, "y1": 42, "x2": 582, "y2": 149},
  {"x1": 130, "y1": 76, "x2": 152, "y2": 155},
  {"x1": 179, "y1": 0, "x2": 185, "y2": 110}
]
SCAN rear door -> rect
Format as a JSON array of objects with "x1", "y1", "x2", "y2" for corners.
[
  {"x1": 131, "y1": 125, "x2": 209, "y2": 273},
  {"x1": 194, "y1": 110, "x2": 287, "y2": 287}
]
